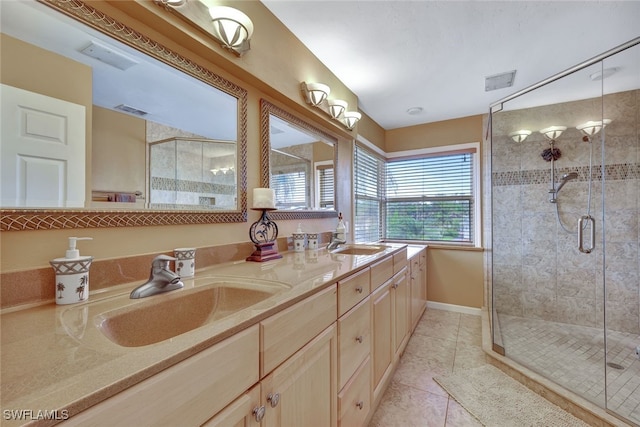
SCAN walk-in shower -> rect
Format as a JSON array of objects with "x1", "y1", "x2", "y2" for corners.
[{"x1": 488, "y1": 37, "x2": 640, "y2": 426}]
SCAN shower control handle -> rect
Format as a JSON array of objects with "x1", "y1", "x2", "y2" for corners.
[{"x1": 578, "y1": 215, "x2": 595, "y2": 254}]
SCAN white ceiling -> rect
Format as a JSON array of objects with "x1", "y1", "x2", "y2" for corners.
[{"x1": 261, "y1": 1, "x2": 640, "y2": 130}]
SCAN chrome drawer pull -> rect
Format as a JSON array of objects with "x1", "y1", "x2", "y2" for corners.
[
  {"x1": 356, "y1": 401, "x2": 364, "y2": 410},
  {"x1": 355, "y1": 286, "x2": 363, "y2": 293},
  {"x1": 355, "y1": 335, "x2": 363, "y2": 343},
  {"x1": 267, "y1": 392, "x2": 280, "y2": 408},
  {"x1": 253, "y1": 406, "x2": 266, "y2": 422}
]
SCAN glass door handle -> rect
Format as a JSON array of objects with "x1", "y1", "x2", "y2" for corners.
[{"x1": 578, "y1": 215, "x2": 595, "y2": 254}]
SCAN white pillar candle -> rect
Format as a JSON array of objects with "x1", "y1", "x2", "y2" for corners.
[{"x1": 253, "y1": 188, "x2": 276, "y2": 209}]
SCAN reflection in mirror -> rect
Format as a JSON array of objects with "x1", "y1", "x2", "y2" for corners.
[
  {"x1": 149, "y1": 137, "x2": 236, "y2": 210},
  {"x1": 0, "y1": 0, "x2": 247, "y2": 230},
  {"x1": 260, "y1": 100, "x2": 338, "y2": 220},
  {"x1": 269, "y1": 115, "x2": 334, "y2": 210}
]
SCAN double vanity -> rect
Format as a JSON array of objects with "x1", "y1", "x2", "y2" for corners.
[{"x1": 1, "y1": 243, "x2": 427, "y2": 426}]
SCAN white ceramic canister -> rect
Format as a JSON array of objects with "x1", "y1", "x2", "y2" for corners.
[
  {"x1": 307, "y1": 233, "x2": 318, "y2": 250},
  {"x1": 174, "y1": 248, "x2": 196, "y2": 278}
]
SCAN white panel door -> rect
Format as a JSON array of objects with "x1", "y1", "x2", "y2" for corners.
[{"x1": 1, "y1": 84, "x2": 86, "y2": 207}]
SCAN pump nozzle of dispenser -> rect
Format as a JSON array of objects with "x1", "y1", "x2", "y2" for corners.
[{"x1": 66, "y1": 237, "x2": 93, "y2": 259}]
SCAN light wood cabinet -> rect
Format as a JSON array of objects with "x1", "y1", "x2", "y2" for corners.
[
  {"x1": 337, "y1": 295, "x2": 371, "y2": 390},
  {"x1": 61, "y1": 247, "x2": 420, "y2": 427},
  {"x1": 371, "y1": 279, "x2": 392, "y2": 401},
  {"x1": 62, "y1": 325, "x2": 260, "y2": 427},
  {"x1": 202, "y1": 384, "x2": 261, "y2": 427},
  {"x1": 409, "y1": 248, "x2": 427, "y2": 332},
  {"x1": 261, "y1": 284, "x2": 337, "y2": 375},
  {"x1": 371, "y1": 267, "x2": 409, "y2": 405},
  {"x1": 393, "y1": 268, "x2": 410, "y2": 358},
  {"x1": 338, "y1": 357, "x2": 371, "y2": 427},
  {"x1": 338, "y1": 267, "x2": 370, "y2": 317},
  {"x1": 261, "y1": 324, "x2": 337, "y2": 427}
]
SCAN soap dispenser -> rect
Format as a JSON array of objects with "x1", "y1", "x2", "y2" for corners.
[
  {"x1": 49, "y1": 237, "x2": 93, "y2": 305},
  {"x1": 336, "y1": 213, "x2": 346, "y2": 241},
  {"x1": 293, "y1": 223, "x2": 306, "y2": 252}
]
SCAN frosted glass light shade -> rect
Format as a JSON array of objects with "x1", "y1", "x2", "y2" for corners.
[
  {"x1": 343, "y1": 111, "x2": 361, "y2": 130},
  {"x1": 208, "y1": 6, "x2": 254, "y2": 50},
  {"x1": 576, "y1": 119, "x2": 611, "y2": 136},
  {"x1": 303, "y1": 82, "x2": 330, "y2": 106},
  {"x1": 508, "y1": 130, "x2": 531, "y2": 143},
  {"x1": 327, "y1": 99, "x2": 348, "y2": 119},
  {"x1": 539, "y1": 126, "x2": 567, "y2": 141}
]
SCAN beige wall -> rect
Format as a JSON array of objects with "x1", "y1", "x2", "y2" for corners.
[
  {"x1": 1, "y1": 1, "x2": 485, "y2": 310},
  {"x1": 91, "y1": 107, "x2": 147, "y2": 199}
]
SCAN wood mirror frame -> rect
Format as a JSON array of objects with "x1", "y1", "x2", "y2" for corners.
[{"x1": 260, "y1": 99, "x2": 339, "y2": 220}]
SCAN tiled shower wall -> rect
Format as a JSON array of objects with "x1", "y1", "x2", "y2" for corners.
[{"x1": 491, "y1": 89, "x2": 639, "y2": 334}]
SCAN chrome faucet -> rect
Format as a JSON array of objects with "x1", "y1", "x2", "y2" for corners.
[
  {"x1": 326, "y1": 232, "x2": 347, "y2": 251},
  {"x1": 130, "y1": 254, "x2": 184, "y2": 299}
]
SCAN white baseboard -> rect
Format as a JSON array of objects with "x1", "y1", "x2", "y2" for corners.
[{"x1": 426, "y1": 300, "x2": 483, "y2": 316}]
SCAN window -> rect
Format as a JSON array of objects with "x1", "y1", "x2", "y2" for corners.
[
  {"x1": 316, "y1": 162, "x2": 334, "y2": 209},
  {"x1": 354, "y1": 146, "x2": 385, "y2": 243},
  {"x1": 354, "y1": 143, "x2": 479, "y2": 246}
]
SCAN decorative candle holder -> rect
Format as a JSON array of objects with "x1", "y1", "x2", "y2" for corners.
[{"x1": 246, "y1": 208, "x2": 283, "y2": 262}]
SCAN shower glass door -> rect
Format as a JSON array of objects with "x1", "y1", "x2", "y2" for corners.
[
  {"x1": 602, "y1": 42, "x2": 640, "y2": 425},
  {"x1": 490, "y1": 38, "x2": 640, "y2": 425}
]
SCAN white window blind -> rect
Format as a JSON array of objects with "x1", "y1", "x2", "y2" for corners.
[
  {"x1": 272, "y1": 169, "x2": 307, "y2": 209},
  {"x1": 354, "y1": 145, "x2": 384, "y2": 243},
  {"x1": 317, "y1": 165, "x2": 334, "y2": 209},
  {"x1": 386, "y1": 151, "x2": 474, "y2": 244}
]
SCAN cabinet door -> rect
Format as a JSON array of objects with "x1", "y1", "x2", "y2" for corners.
[
  {"x1": 410, "y1": 256, "x2": 422, "y2": 331},
  {"x1": 262, "y1": 324, "x2": 337, "y2": 427},
  {"x1": 202, "y1": 384, "x2": 262, "y2": 427},
  {"x1": 393, "y1": 269, "x2": 410, "y2": 357},
  {"x1": 371, "y1": 281, "x2": 392, "y2": 400}
]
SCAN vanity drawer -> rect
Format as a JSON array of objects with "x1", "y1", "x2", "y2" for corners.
[
  {"x1": 393, "y1": 248, "x2": 408, "y2": 274},
  {"x1": 338, "y1": 296, "x2": 371, "y2": 389},
  {"x1": 62, "y1": 325, "x2": 259, "y2": 427},
  {"x1": 261, "y1": 284, "x2": 337, "y2": 375},
  {"x1": 338, "y1": 356, "x2": 371, "y2": 427},
  {"x1": 370, "y1": 256, "x2": 394, "y2": 291},
  {"x1": 338, "y1": 267, "x2": 370, "y2": 317}
]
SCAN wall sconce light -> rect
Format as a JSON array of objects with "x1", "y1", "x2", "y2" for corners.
[
  {"x1": 576, "y1": 119, "x2": 611, "y2": 137},
  {"x1": 539, "y1": 126, "x2": 567, "y2": 141},
  {"x1": 301, "y1": 82, "x2": 330, "y2": 106},
  {"x1": 156, "y1": 0, "x2": 253, "y2": 57},
  {"x1": 327, "y1": 99, "x2": 348, "y2": 119},
  {"x1": 208, "y1": 6, "x2": 253, "y2": 55},
  {"x1": 343, "y1": 111, "x2": 362, "y2": 130},
  {"x1": 508, "y1": 130, "x2": 532, "y2": 143},
  {"x1": 301, "y1": 82, "x2": 360, "y2": 130}
]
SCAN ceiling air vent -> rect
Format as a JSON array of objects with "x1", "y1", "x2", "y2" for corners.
[
  {"x1": 114, "y1": 104, "x2": 148, "y2": 117},
  {"x1": 79, "y1": 40, "x2": 138, "y2": 70},
  {"x1": 485, "y1": 70, "x2": 517, "y2": 91}
]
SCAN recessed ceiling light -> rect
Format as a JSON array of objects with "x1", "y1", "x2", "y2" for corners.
[
  {"x1": 485, "y1": 70, "x2": 517, "y2": 91},
  {"x1": 589, "y1": 67, "x2": 619, "y2": 81},
  {"x1": 406, "y1": 107, "x2": 423, "y2": 115}
]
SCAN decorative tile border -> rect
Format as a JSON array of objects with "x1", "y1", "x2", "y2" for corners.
[{"x1": 492, "y1": 163, "x2": 639, "y2": 186}]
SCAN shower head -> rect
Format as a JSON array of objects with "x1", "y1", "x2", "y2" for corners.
[{"x1": 556, "y1": 172, "x2": 578, "y2": 194}]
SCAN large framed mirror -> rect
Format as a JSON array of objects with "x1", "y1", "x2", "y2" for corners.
[
  {"x1": 260, "y1": 100, "x2": 339, "y2": 220},
  {"x1": 0, "y1": 0, "x2": 247, "y2": 231}
]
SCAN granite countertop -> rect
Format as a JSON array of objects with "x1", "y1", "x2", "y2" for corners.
[{"x1": 1, "y1": 243, "x2": 414, "y2": 426}]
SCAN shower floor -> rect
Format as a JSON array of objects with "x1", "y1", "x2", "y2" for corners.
[{"x1": 497, "y1": 314, "x2": 640, "y2": 424}]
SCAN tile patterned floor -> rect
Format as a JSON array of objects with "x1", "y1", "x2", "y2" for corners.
[
  {"x1": 369, "y1": 308, "x2": 487, "y2": 426},
  {"x1": 498, "y1": 314, "x2": 640, "y2": 425}
]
